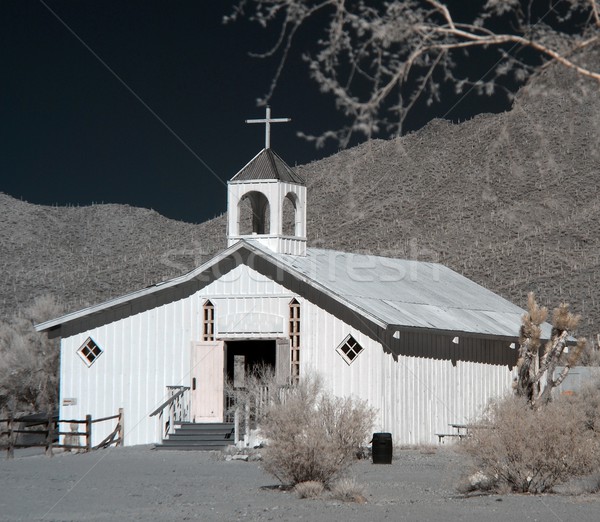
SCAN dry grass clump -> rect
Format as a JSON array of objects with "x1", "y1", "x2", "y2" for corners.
[
  {"x1": 260, "y1": 375, "x2": 375, "y2": 487},
  {"x1": 555, "y1": 472, "x2": 600, "y2": 495},
  {"x1": 329, "y1": 478, "x2": 367, "y2": 503},
  {"x1": 294, "y1": 481, "x2": 324, "y2": 499},
  {"x1": 396, "y1": 443, "x2": 437, "y2": 454},
  {"x1": 461, "y1": 391, "x2": 600, "y2": 494}
]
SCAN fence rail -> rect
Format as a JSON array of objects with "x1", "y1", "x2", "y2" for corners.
[{"x1": 0, "y1": 408, "x2": 124, "y2": 459}]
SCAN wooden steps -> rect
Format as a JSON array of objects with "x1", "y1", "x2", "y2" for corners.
[{"x1": 154, "y1": 422, "x2": 235, "y2": 451}]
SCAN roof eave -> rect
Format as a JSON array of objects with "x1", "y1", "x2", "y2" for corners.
[
  {"x1": 35, "y1": 240, "x2": 252, "y2": 333},
  {"x1": 386, "y1": 324, "x2": 520, "y2": 342},
  {"x1": 229, "y1": 148, "x2": 266, "y2": 182}
]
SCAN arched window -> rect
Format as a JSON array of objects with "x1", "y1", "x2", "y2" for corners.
[
  {"x1": 237, "y1": 191, "x2": 270, "y2": 235},
  {"x1": 289, "y1": 298, "x2": 300, "y2": 382},
  {"x1": 282, "y1": 193, "x2": 297, "y2": 237}
]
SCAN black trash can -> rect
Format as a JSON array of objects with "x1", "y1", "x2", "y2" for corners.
[{"x1": 372, "y1": 432, "x2": 392, "y2": 464}]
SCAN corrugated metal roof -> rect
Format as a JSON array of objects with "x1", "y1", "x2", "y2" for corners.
[
  {"x1": 37, "y1": 239, "x2": 547, "y2": 340},
  {"x1": 266, "y1": 245, "x2": 547, "y2": 339},
  {"x1": 230, "y1": 148, "x2": 305, "y2": 184}
]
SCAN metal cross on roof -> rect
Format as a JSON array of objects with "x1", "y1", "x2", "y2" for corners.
[{"x1": 245, "y1": 106, "x2": 291, "y2": 149}]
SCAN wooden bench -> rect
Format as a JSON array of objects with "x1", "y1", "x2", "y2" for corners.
[
  {"x1": 435, "y1": 433, "x2": 465, "y2": 443},
  {"x1": 435, "y1": 423, "x2": 470, "y2": 443}
]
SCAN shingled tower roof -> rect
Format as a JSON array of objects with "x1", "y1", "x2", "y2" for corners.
[{"x1": 230, "y1": 148, "x2": 305, "y2": 185}]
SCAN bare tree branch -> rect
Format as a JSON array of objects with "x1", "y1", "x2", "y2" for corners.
[{"x1": 228, "y1": 0, "x2": 600, "y2": 146}]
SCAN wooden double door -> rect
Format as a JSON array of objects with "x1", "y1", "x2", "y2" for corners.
[{"x1": 190, "y1": 339, "x2": 290, "y2": 423}]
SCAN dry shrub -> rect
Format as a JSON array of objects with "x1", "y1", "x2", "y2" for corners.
[
  {"x1": 580, "y1": 336, "x2": 600, "y2": 366},
  {"x1": 224, "y1": 363, "x2": 279, "y2": 429},
  {"x1": 461, "y1": 393, "x2": 600, "y2": 493},
  {"x1": 294, "y1": 481, "x2": 324, "y2": 499},
  {"x1": 0, "y1": 295, "x2": 64, "y2": 414},
  {"x1": 260, "y1": 375, "x2": 375, "y2": 487},
  {"x1": 329, "y1": 478, "x2": 367, "y2": 503},
  {"x1": 572, "y1": 377, "x2": 600, "y2": 433}
]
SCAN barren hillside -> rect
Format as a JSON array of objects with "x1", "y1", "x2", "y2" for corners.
[
  {"x1": 0, "y1": 197, "x2": 226, "y2": 316},
  {"x1": 298, "y1": 48, "x2": 600, "y2": 336},
  {"x1": 1, "y1": 47, "x2": 599, "y2": 337}
]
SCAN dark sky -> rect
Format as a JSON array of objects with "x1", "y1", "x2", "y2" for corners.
[{"x1": 1, "y1": 0, "x2": 512, "y2": 223}]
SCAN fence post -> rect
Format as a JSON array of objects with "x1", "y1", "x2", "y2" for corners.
[
  {"x1": 168, "y1": 401, "x2": 175, "y2": 437},
  {"x1": 85, "y1": 415, "x2": 92, "y2": 452},
  {"x1": 244, "y1": 402, "x2": 250, "y2": 447},
  {"x1": 7, "y1": 416, "x2": 14, "y2": 460},
  {"x1": 234, "y1": 407, "x2": 240, "y2": 445},
  {"x1": 117, "y1": 408, "x2": 124, "y2": 447},
  {"x1": 45, "y1": 415, "x2": 54, "y2": 457}
]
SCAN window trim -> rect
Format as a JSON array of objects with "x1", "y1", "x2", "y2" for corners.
[
  {"x1": 335, "y1": 334, "x2": 364, "y2": 365},
  {"x1": 289, "y1": 298, "x2": 300, "y2": 382},
  {"x1": 77, "y1": 337, "x2": 103, "y2": 367},
  {"x1": 202, "y1": 300, "x2": 215, "y2": 341}
]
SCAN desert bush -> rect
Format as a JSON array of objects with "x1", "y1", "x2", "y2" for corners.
[
  {"x1": 260, "y1": 374, "x2": 375, "y2": 487},
  {"x1": 461, "y1": 394, "x2": 600, "y2": 494},
  {"x1": 294, "y1": 481, "x2": 324, "y2": 499},
  {"x1": 329, "y1": 478, "x2": 367, "y2": 503},
  {"x1": 580, "y1": 335, "x2": 600, "y2": 366},
  {"x1": 224, "y1": 363, "x2": 280, "y2": 436},
  {"x1": 570, "y1": 377, "x2": 600, "y2": 434},
  {"x1": 0, "y1": 295, "x2": 63, "y2": 414}
]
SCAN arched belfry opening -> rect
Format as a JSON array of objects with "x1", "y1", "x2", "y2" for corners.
[
  {"x1": 237, "y1": 191, "x2": 270, "y2": 235},
  {"x1": 282, "y1": 193, "x2": 297, "y2": 237},
  {"x1": 227, "y1": 107, "x2": 307, "y2": 256}
]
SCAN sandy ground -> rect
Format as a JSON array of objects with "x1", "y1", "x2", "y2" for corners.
[{"x1": 0, "y1": 445, "x2": 599, "y2": 521}]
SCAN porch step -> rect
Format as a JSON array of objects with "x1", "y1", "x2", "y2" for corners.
[{"x1": 154, "y1": 422, "x2": 235, "y2": 451}]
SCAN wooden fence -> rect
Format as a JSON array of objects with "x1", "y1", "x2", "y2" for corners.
[{"x1": 0, "y1": 408, "x2": 124, "y2": 459}]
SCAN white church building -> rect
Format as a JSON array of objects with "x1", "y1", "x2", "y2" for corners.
[{"x1": 37, "y1": 109, "x2": 533, "y2": 448}]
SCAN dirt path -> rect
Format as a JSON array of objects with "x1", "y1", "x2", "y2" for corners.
[{"x1": 0, "y1": 446, "x2": 598, "y2": 521}]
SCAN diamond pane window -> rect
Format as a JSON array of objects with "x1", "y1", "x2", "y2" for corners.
[
  {"x1": 77, "y1": 337, "x2": 103, "y2": 367},
  {"x1": 336, "y1": 334, "x2": 364, "y2": 365}
]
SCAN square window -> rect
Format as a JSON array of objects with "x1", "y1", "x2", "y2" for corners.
[
  {"x1": 77, "y1": 337, "x2": 103, "y2": 367},
  {"x1": 336, "y1": 334, "x2": 364, "y2": 365}
]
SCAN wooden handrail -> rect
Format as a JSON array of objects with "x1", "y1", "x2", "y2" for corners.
[
  {"x1": 149, "y1": 387, "x2": 189, "y2": 417},
  {"x1": 90, "y1": 414, "x2": 120, "y2": 424}
]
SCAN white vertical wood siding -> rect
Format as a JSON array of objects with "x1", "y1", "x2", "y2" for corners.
[
  {"x1": 301, "y1": 300, "x2": 515, "y2": 444},
  {"x1": 59, "y1": 297, "x2": 196, "y2": 447},
  {"x1": 58, "y1": 264, "x2": 294, "y2": 446},
  {"x1": 59, "y1": 263, "x2": 514, "y2": 446}
]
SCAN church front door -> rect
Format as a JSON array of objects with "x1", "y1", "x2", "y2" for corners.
[{"x1": 190, "y1": 341, "x2": 225, "y2": 423}]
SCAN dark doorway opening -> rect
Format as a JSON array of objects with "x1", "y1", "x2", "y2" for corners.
[{"x1": 225, "y1": 340, "x2": 276, "y2": 383}]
